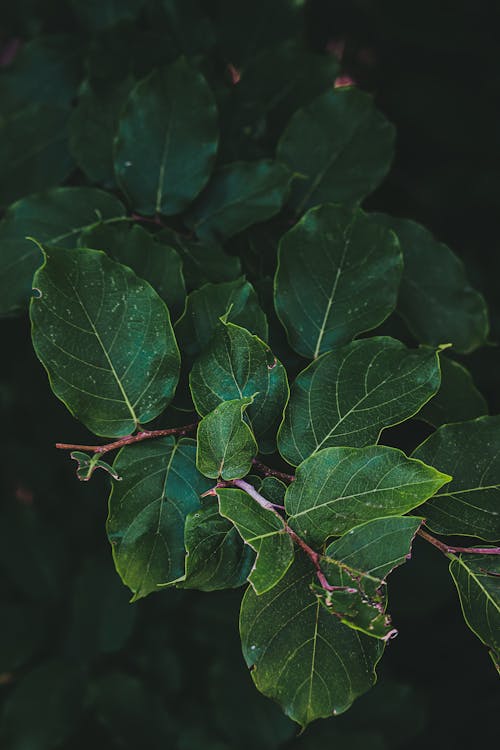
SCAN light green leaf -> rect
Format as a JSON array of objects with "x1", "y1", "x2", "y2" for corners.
[
  {"x1": 277, "y1": 88, "x2": 395, "y2": 214},
  {"x1": 418, "y1": 356, "x2": 487, "y2": 428},
  {"x1": 190, "y1": 321, "x2": 288, "y2": 453},
  {"x1": 372, "y1": 215, "x2": 489, "y2": 354},
  {"x1": 107, "y1": 437, "x2": 211, "y2": 599},
  {"x1": 183, "y1": 501, "x2": 254, "y2": 591},
  {"x1": 218, "y1": 487, "x2": 294, "y2": 594},
  {"x1": 70, "y1": 451, "x2": 121, "y2": 481},
  {"x1": 412, "y1": 416, "x2": 500, "y2": 541},
  {"x1": 196, "y1": 398, "x2": 257, "y2": 480},
  {"x1": 30, "y1": 245, "x2": 180, "y2": 437},
  {"x1": 285, "y1": 446, "x2": 450, "y2": 544},
  {"x1": 449, "y1": 554, "x2": 500, "y2": 669},
  {"x1": 274, "y1": 205, "x2": 402, "y2": 359},
  {"x1": 114, "y1": 57, "x2": 218, "y2": 215},
  {"x1": 0, "y1": 186, "x2": 126, "y2": 316},
  {"x1": 185, "y1": 160, "x2": 293, "y2": 242},
  {"x1": 278, "y1": 336, "x2": 440, "y2": 467},
  {"x1": 240, "y1": 555, "x2": 383, "y2": 727}
]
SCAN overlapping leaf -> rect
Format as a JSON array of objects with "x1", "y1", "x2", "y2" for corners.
[
  {"x1": 196, "y1": 398, "x2": 257, "y2": 480},
  {"x1": 158, "y1": 226, "x2": 241, "y2": 288},
  {"x1": 418, "y1": 356, "x2": 487, "y2": 428}
]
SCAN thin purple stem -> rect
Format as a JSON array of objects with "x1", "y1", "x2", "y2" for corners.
[
  {"x1": 251, "y1": 459, "x2": 295, "y2": 483},
  {"x1": 418, "y1": 529, "x2": 500, "y2": 556},
  {"x1": 56, "y1": 422, "x2": 198, "y2": 457}
]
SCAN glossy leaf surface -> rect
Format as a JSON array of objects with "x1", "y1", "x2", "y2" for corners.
[{"x1": 196, "y1": 398, "x2": 257, "y2": 480}]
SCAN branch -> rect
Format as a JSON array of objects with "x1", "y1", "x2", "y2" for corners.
[
  {"x1": 251, "y1": 459, "x2": 295, "y2": 483},
  {"x1": 56, "y1": 423, "x2": 198, "y2": 457},
  {"x1": 418, "y1": 529, "x2": 500, "y2": 556}
]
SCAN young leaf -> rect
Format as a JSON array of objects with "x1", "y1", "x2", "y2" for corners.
[
  {"x1": 449, "y1": 554, "x2": 500, "y2": 670},
  {"x1": 412, "y1": 416, "x2": 500, "y2": 541},
  {"x1": 217, "y1": 487, "x2": 294, "y2": 594},
  {"x1": 240, "y1": 555, "x2": 383, "y2": 727},
  {"x1": 277, "y1": 88, "x2": 395, "y2": 214},
  {"x1": 196, "y1": 398, "x2": 257, "y2": 480},
  {"x1": 418, "y1": 356, "x2": 488, "y2": 428},
  {"x1": 30, "y1": 245, "x2": 180, "y2": 437},
  {"x1": 285, "y1": 446, "x2": 449, "y2": 544},
  {"x1": 274, "y1": 204, "x2": 402, "y2": 359},
  {"x1": 107, "y1": 437, "x2": 211, "y2": 599},
  {"x1": 114, "y1": 57, "x2": 218, "y2": 215},
  {"x1": 70, "y1": 451, "x2": 121, "y2": 482},
  {"x1": 185, "y1": 160, "x2": 293, "y2": 242},
  {"x1": 278, "y1": 336, "x2": 440, "y2": 467},
  {"x1": 182, "y1": 502, "x2": 255, "y2": 591},
  {"x1": 189, "y1": 321, "x2": 289, "y2": 453}
]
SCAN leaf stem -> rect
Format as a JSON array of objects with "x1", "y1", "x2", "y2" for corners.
[
  {"x1": 251, "y1": 459, "x2": 295, "y2": 483},
  {"x1": 55, "y1": 422, "x2": 198, "y2": 456},
  {"x1": 418, "y1": 528, "x2": 500, "y2": 556},
  {"x1": 131, "y1": 212, "x2": 166, "y2": 227}
]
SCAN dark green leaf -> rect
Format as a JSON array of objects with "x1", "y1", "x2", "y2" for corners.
[
  {"x1": 218, "y1": 487, "x2": 294, "y2": 594},
  {"x1": 114, "y1": 58, "x2": 218, "y2": 215},
  {"x1": 412, "y1": 416, "x2": 500, "y2": 540},
  {"x1": 418, "y1": 356, "x2": 487, "y2": 428},
  {"x1": 278, "y1": 336, "x2": 440, "y2": 466},
  {"x1": 274, "y1": 205, "x2": 402, "y2": 359},
  {"x1": 158, "y1": 227, "x2": 242, "y2": 288},
  {"x1": 107, "y1": 437, "x2": 211, "y2": 599},
  {"x1": 285, "y1": 446, "x2": 449, "y2": 544},
  {"x1": 31, "y1": 245, "x2": 180, "y2": 437},
  {"x1": 0, "y1": 603, "x2": 46, "y2": 672},
  {"x1": 196, "y1": 398, "x2": 257, "y2": 480},
  {"x1": 70, "y1": 0, "x2": 146, "y2": 30},
  {"x1": 161, "y1": 0, "x2": 215, "y2": 56},
  {"x1": 277, "y1": 88, "x2": 395, "y2": 214}
]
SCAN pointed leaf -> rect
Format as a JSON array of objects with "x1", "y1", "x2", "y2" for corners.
[
  {"x1": 418, "y1": 357, "x2": 487, "y2": 428},
  {"x1": 412, "y1": 416, "x2": 500, "y2": 541},
  {"x1": 274, "y1": 205, "x2": 402, "y2": 359},
  {"x1": 107, "y1": 437, "x2": 211, "y2": 599},
  {"x1": 114, "y1": 57, "x2": 218, "y2": 215},
  {"x1": 217, "y1": 487, "x2": 294, "y2": 594},
  {"x1": 285, "y1": 446, "x2": 450, "y2": 544},
  {"x1": 30, "y1": 246, "x2": 180, "y2": 437},
  {"x1": 196, "y1": 398, "x2": 257, "y2": 480},
  {"x1": 278, "y1": 336, "x2": 440, "y2": 467},
  {"x1": 70, "y1": 451, "x2": 121, "y2": 481}
]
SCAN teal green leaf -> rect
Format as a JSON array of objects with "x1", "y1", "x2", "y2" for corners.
[
  {"x1": 285, "y1": 446, "x2": 450, "y2": 544},
  {"x1": 185, "y1": 160, "x2": 293, "y2": 242},
  {"x1": 114, "y1": 58, "x2": 218, "y2": 215},
  {"x1": 183, "y1": 501, "x2": 254, "y2": 591},
  {"x1": 274, "y1": 205, "x2": 402, "y2": 359},
  {"x1": 175, "y1": 277, "x2": 268, "y2": 359},
  {"x1": 418, "y1": 356, "x2": 487, "y2": 428},
  {"x1": 107, "y1": 437, "x2": 211, "y2": 599},
  {"x1": 240, "y1": 555, "x2": 383, "y2": 727},
  {"x1": 70, "y1": 451, "x2": 121, "y2": 481},
  {"x1": 30, "y1": 245, "x2": 180, "y2": 437},
  {"x1": 412, "y1": 416, "x2": 500, "y2": 541},
  {"x1": 189, "y1": 321, "x2": 289, "y2": 453},
  {"x1": 158, "y1": 226, "x2": 241, "y2": 288},
  {"x1": 70, "y1": 0, "x2": 146, "y2": 30},
  {"x1": 372, "y1": 215, "x2": 489, "y2": 354},
  {"x1": 259, "y1": 476, "x2": 287, "y2": 506},
  {"x1": 278, "y1": 336, "x2": 440, "y2": 467},
  {"x1": 449, "y1": 554, "x2": 500, "y2": 669},
  {"x1": 277, "y1": 88, "x2": 395, "y2": 214},
  {"x1": 218, "y1": 487, "x2": 294, "y2": 594},
  {"x1": 196, "y1": 398, "x2": 258, "y2": 480},
  {"x1": 0, "y1": 186, "x2": 126, "y2": 316}
]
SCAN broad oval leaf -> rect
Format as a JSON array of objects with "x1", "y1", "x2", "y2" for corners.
[
  {"x1": 285, "y1": 446, "x2": 449, "y2": 544},
  {"x1": 240, "y1": 555, "x2": 383, "y2": 727},
  {"x1": 278, "y1": 336, "x2": 440, "y2": 467},
  {"x1": 30, "y1": 245, "x2": 180, "y2": 437},
  {"x1": 114, "y1": 57, "x2": 218, "y2": 215},
  {"x1": 277, "y1": 88, "x2": 395, "y2": 214},
  {"x1": 412, "y1": 416, "x2": 500, "y2": 541},
  {"x1": 107, "y1": 437, "x2": 211, "y2": 599},
  {"x1": 196, "y1": 398, "x2": 257, "y2": 480},
  {"x1": 274, "y1": 204, "x2": 402, "y2": 359},
  {"x1": 189, "y1": 321, "x2": 289, "y2": 453},
  {"x1": 418, "y1": 356, "x2": 487, "y2": 428}
]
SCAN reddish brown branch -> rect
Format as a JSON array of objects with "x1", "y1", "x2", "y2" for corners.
[
  {"x1": 418, "y1": 529, "x2": 500, "y2": 556},
  {"x1": 251, "y1": 459, "x2": 295, "y2": 483},
  {"x1": 131, "y1": 212, "x2": 166, "y2": 227},
  {"x1": 56, "y1": 423, "x2": 198, "y2": 456}
]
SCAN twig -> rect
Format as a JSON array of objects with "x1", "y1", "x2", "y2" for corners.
[
  {"x1": 251, "y1": 459, "x2": 295, "y2": 483},
  {"x1": 56, "y1": 423, "x2": 198, "y2": 457},
  {"x1": 131, "y1": 212, "x2": 166, "y2": 227},
  {"x1": 418, "y1": 529, "x2": 500, "y2": 556}
]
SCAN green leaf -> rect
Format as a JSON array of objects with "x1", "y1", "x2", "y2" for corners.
[
  {"x1": 161, "y1": 0, "x2": 216, "y2": 56},
  {"x1": 449, "y1": 554, "x2": 500, "y2": 669},
  {"x1": 372, "y1": 215, "x2": 489, "y2": 354},
  {"x1": 70, "y1": 450, "x2": 121, "y2": 481},
  {"x1": 196, "y1": 398, "x2": 258, "y2": 480},
  {"x1": 0, "y1": 186, "x2": 126, "y2": 316},
  {"x1": 175, "y1": 277, "x2": 268, "y2": 359},
  {"x1": 185, "y1": 160, "x2": 292, "y2": 242},
  {"x1": 285, "y1": 446, "x2": 450, "y2": 544},
  {"x1": 30, "y1": 245, "x2": 180, "y2": 437},
  {"x1": 277, "y1": 88, "x2": 395, "y2": 214},
  {"x1": 70, "y1": 0, "x2": 146, "y2": 30},
  {"x1": 217, "y1": 487, "x2": 294, "y2": 594},
  {"x1": 274, "y1": 205, "x2": 402, "y2": 359},
  {"x1": 107, "y1": 437, "x2": 211, "y2": 599},
  {"x1": 418, "y1": 356, "x2": 487, "y2": 428},
  {"x1": 240, "y1": 555, "x2": 383, "y2": 727},
  {"x1": 189, "y1": 321, "x2": 289, "y2": 453},
  {"x1": 183, "y1": 501, "x2": 254, "y2": 591},
  {"x1": 0, "y1": 603, "x2": 46, "y2": 672},
  {"x1": 278, "y1": 336, "x2": 440, "y2": 467},
  {"x1": 412, "y1": 416, "x2": 500, "y2": 541},
  {"x1": 158, "y1": 227, "x2": 242, "y2": 288},
  {"x1": 114, "y1": 58, "x2": 218, "y2": 215}
]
